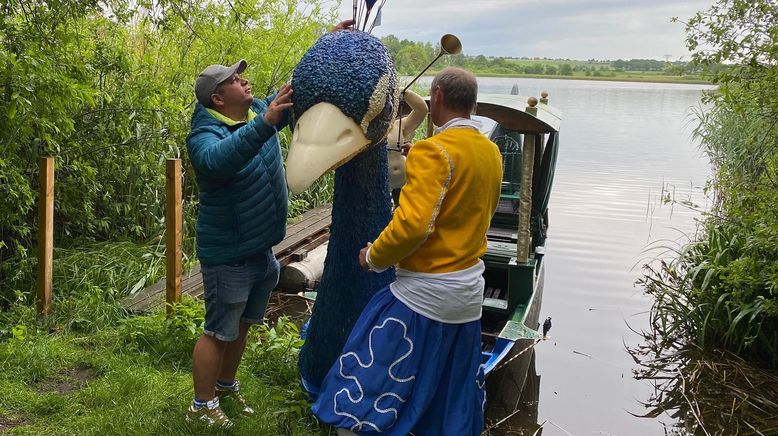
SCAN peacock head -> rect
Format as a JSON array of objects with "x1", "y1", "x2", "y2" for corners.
[{"x1": 286, "y1": 30, "x2": 398, "y2": 195}]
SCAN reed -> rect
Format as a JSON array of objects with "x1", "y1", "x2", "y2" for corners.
[{"x1": 632, "y1": 203, "x2": 778, "y2": 432}]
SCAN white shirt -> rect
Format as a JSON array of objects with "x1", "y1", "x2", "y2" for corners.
[
  {"x1": 434, "y1": 117, "x2": 482, "y2": 134},
  {"x1": 390, "y1": 261, "x2": 485, "y2": 324}
]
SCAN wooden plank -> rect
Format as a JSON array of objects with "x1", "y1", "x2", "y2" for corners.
[
  {"x1": 181, "y1": 271, "x2": 203, "y2": 295},
  {"x1": 273, "y1": 211, "x2": 329, "y2": 253},
  {"x1": 165, "y1": 159, "x2": 183, "y2": 316},
  {"x1": 124, "y1": 279, "x2": 165, "y2": 309},
  {"x1": 124, "y1": 205, "x2": 331, "y2": 313},
  {"x1": 36, "y1": 157, "x2": 54, "y2": 316},
  {"x1": 126, "y1": 274, "x2": 202, "y2": 312},
  {"x1": 125, "y1": 262, "x2": 199, "y2": 310},
  {"x1": 273, "y1": 213, "x2": 331, "y2": 256},
  {"x1": 128, "y1": 263, "x2": 202, "y2": 308},
  {"x1": 284, "y1": 206, "x2": 331, "y2": 237},
  {"x1": 278, "y1": 230, "x2": 330, "y2": 267},
  {"x1": 279, "y1": 206, "x2": 331, "y2": 239}
]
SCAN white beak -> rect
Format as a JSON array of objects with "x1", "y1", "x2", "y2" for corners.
[{"x1": 286, "y1": 102, "x2": 371, "y2": 195}]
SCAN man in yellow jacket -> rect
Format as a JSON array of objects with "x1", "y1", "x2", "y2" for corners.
[{"x1": 310, "y1": 67, "x2": 503, "y2": 436}]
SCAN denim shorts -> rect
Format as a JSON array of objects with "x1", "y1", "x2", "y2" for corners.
[{"x1": 201, "y1": 249, "x2": 280, "y2": 341}]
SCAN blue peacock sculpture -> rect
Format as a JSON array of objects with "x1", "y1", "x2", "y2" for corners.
[{"x1": 286, "y1": 30, "x2": 399, "y2": 392}]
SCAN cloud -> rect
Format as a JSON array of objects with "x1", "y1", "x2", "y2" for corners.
[{"x1": 327, "y1": 0, "x2": 712, "y2": 60}]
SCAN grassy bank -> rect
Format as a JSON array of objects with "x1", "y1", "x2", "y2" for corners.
[
  {"x1": 409, "y1": 69, "x2": 713, "y2": 85},
  {"x1": 427, "y1": 71, "x2": 710, "y2": 85},
  {"x1": 0, "y1": 3, "x2": 337, "y2": 433},
  {"x1": 0, "y1": 232, "x2": 330, "y2": 435},
  {"x1": 0, "y1": 296, "x2": 326, "y2": 435}
]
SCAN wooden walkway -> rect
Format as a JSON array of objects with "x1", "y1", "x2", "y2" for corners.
[{"x1": 122, "y1": 205, "x2": 331, "y2": 313}]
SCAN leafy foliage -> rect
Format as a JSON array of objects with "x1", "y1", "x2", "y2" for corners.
[
  {"x1": 119, "y1": 296, "x2": 205, "y2": 366},
  {"x1": 0, "y1": 0, "x2": 335, "y2": 304},
  {"x1": 639, "y1": 0, "x2": 778, "y2": 367}
]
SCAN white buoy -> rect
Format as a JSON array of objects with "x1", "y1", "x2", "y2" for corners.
[{"x1": 278, "y1": 242, "x2": 329, "y2": 291}]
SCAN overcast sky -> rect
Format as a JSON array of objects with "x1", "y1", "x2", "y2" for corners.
[{"x1": 326, "y1": 0, "x2": 713, "y2": 60}]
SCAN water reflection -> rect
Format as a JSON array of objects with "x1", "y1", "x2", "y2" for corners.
[{"x1": 485, "y1": 351, "x2": 543, "y2": 435}]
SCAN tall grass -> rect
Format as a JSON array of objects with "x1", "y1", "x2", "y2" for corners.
[
  {"x1": 633, "y1": 205, "x2": 778, "y2": 432},
  {"x1": 638, "y1": 225, "x2": 778, "y2": 366},
  {"x1": 0, "y1": 293, "x2": 329, "y2": 435},
  {"x1": 1, "y1": 239, "x2": 168, "y2": 307}
]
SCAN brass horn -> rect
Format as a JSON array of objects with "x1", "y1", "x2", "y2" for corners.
[{"x1": 402, "y1": 34, "x2": 462, "y2": 93}]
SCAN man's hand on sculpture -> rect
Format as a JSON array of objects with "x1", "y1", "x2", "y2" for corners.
[
  {"x1": 332, "y1": 19, "x2": 355, "y2": 32},
  {"x1": 264, "y1": 83, "x2": 293, "y2": 126},
  {"x1": 401, "y1": 141, "x2": 412, "y2": 156}
]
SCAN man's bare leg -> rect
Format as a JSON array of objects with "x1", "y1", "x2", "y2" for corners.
[
  {"x1": 192, "y1": 335, "x2": 227, "y2": 400},
  {"x1": 218, "y1": 322, "x2": 251, "y2": 382}
]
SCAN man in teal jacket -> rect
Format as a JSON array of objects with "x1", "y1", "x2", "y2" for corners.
[{"x1": 185, "y1": 58, "x2": 292, "y2": 428}]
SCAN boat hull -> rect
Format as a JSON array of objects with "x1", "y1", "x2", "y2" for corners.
[{"x1": 485, "y1": 259, "x2": 544, "y2": 418}]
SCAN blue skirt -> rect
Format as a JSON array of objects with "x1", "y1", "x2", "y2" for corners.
[{"x1": 310, "y1": 286, "x2": 485, "y2": 435}]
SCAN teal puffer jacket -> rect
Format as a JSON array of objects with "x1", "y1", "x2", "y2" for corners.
[{"x1": 186, "y1": 96, "x2": 289, "y2": 265}]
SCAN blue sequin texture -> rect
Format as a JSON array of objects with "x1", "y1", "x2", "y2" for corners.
[{"x1": 292, "y1": 31, "x2": 397, "y2": 144}]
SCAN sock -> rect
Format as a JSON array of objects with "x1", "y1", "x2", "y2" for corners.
[
  {"x1": 193, "y1": 398, "x2": 219, "y2": 409},
  {"x1": 216, "y1": 380, "x2": 237, "y2": 390}
]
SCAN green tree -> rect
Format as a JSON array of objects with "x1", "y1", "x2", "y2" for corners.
[
  {"x1": 0, "y1": 0, "x2": 331, "y2": 301},
  {"x1": 395, "y1": 44, "x2": 430, "y2": 75},
  {"x1": 524, "y1": 63, "x2": 544, "y2": 74},
  {"x1": 382, "y1": 34, "x2": 402, "y2": 59},
  {"x1": 681, "y1": 0, "x2": 778, "y2": 118}
]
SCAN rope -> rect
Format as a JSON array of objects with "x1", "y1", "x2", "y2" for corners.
[
  {"x1": 482, "y1": 408, "x2": 525, "y2": 433},
  {"x1": 490, "y1": 337, "x2": 545, "y2": 374}
]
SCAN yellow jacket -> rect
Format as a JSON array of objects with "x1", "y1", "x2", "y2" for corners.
[{"x1": 369, "y1": 127, "x2": 503, "y2": 273}]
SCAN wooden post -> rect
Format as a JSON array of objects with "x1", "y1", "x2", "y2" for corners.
[
  {"x1": 525, "y1": 96, "x2": 539, "y2": 117},
  {"x1": 36, "y1": 157, "x2": 54, "y2": 316},
  {"x1": 517, "y1": 98, "x2": 539, "y2": 264},
  {"x1": 165, "y1": 158, "x2": 182, "y2": 316},
  {"x1": 540, "y1": 91, "x2": 549, "y2": 105}
]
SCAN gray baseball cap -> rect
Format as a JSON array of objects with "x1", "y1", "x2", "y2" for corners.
[{"x1": 194, "y1": 59, "x2": 248, "y2": 107}]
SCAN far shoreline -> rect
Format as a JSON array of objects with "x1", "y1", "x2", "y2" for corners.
[{"x1": 413, "y1": 71, "x2": 712, "y2": 86}]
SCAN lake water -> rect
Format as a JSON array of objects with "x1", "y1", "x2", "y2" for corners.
[{"x1": 418, "y1": 76, "x2": 714, "y2": 434}]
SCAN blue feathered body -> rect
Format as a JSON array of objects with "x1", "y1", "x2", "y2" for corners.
[{"x1": 293, "y1": 31, "x2": 398, "y2": 388}]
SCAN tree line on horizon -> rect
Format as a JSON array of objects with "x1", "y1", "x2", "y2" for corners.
[{"x1": 381, "y1": 34, "x2": 702, "y2": 77}]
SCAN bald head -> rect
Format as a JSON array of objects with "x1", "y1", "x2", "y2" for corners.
[{"x1": 430, "y1": 67, "x2": 478, "y2": 114}]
